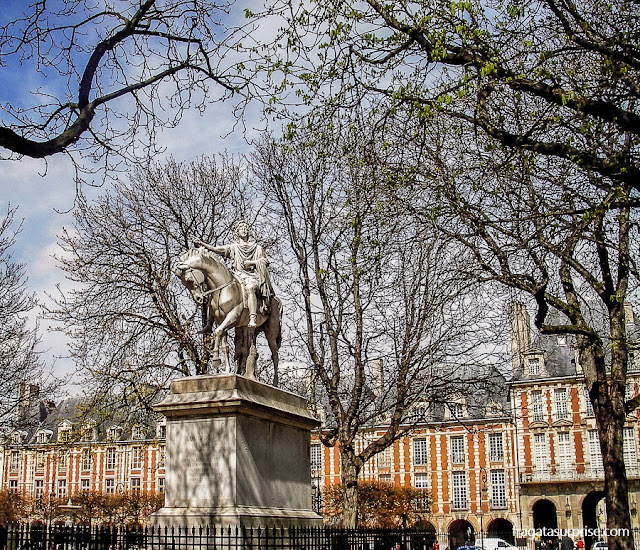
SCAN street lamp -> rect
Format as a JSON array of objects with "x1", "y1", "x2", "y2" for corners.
[{"x1": 479, "y1": 468, "x2": 488, "y2": 549}]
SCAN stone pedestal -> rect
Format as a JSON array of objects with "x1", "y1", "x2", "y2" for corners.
[{"x1": 150, "y1": 374, "x2": 323, "y2": 528}]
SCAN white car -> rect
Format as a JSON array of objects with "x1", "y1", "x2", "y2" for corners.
[{"x1": 477, "y1": 538, "x2": 519, "y2": 550}]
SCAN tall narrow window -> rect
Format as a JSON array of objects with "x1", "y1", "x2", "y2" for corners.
[
  {"x1": 490, "y1": 470, "x2": 507, "y2": 508},
  {"x1": 57, "y1": 479, "x2": 67, "y2": 499},
  {"x1": 589, "y1": 430, "x2": 603, "y2": 471},
  {"x1": 624, "y1": 427, "x2": 638, "y2": 470},
  {"x1": 413, "y1": 438, "x2": 428, "y2": 466},
  {"x1": 557, "y1": 432, "x2": 572, "y2": 472},
  {"x1": 377, "y1": 446, "x2": 392, "y2": 468},
  {"x1": 452, "y1": 472, "x2": 467, "y2": 509},
  {"x1": 534, "y1": 433, "x2": 548, "y2": 473},
  {"x1": 105, "y1": 448, "x2": 116, "y2": 470},
  {"x1": 489, "y1": 433, "x2": 504, "y2": 462},
  {"x1": 450, "y1": 436, "x2": 465, "y2": 464},
  {"x1": 585, "y1": 388, "x2": 594, "y2": 416},
  {"x1": 532, "y1": 391, "x2": 544, "y2": 422},
  {"x1": 555, "y1": 389, "x2": 568, "y2": 419},
  {"x1": 311, "y1": 444, "x2": 322, "y2": 471},
  {"x1": 131, "y1": 447, "x2": 143, "y2": 470},
  {"x1": 414, "y1": 473, "x2": 429, "y2": 510},
  {"x1": 82, "y1": 449, "x2": 92, "y2": 471}
]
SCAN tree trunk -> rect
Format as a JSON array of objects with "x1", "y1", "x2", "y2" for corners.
[
  {"x1": 579, "y1": 326, "x2": 633, "y2": 550},
  {"x1": 340, "y1": 447, "x2": 363, "y2": 528}
]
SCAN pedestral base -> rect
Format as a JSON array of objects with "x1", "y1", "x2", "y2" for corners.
[{"x1": 150, "y1": 373, "x2": 323, "y2": 529}]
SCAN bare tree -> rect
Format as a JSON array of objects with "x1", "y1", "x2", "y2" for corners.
[
  {"x1": 405, "y1": 114, "x2": 640, "y2": 550},
  {"x1": 253, "y1": 117, "x2": 501, "y2": 527},
  {"x1": 47, "y1": 156, "x2": 251, "y2": 409},
  {"x1": 0, "y1": 0, "x2": 262, "y2": 177},
  {"x1": 0, "y1": 206, "x2": 48, "y2": 429}
]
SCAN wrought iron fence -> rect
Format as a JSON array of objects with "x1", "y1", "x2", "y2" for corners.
[{"x1": 2, "y1": 525, "x2": 638, "y2": 550}]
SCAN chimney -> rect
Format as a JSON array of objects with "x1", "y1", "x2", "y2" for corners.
[
  {"x1": 373, "y1": 358, "x2": 384, "y2": 398},
  {"x1": 509, "y1": 302, "x2": 531, "y2": 374},
  {"x1": 16, "y1": 383, "x2": 40, "y2": 423}
]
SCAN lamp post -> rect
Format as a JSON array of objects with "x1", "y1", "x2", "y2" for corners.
[{"x1": 479, "y1": 468, "x2": 488, "y2": 549}]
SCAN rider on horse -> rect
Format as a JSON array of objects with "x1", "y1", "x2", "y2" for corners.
[{"x1": 194, "y1": 220, "x2": 272, "y2": 329}]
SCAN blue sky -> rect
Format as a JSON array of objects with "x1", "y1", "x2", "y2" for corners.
[{"x1": 0, "y1": 0, "x2": 279, "y2": 389}]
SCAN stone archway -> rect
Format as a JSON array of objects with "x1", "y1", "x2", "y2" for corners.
[
  {"x1": 532, "y1": 499, "x2": 558, "y2": 549},
  {"x1": 449, "y1": 519, "x2": 475, "y2": 550},
  {"x1": 582, "y1": 491, "x2": 606, "y2": 550},
  {"x1": 487, "y1": 518, "x2": 515, "y2": 544}
]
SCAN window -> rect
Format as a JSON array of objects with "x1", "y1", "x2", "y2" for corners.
[
  {"x1": 452, "y1": 471, "x2": 467, "y2": 509},
  {"x1": 9, "y1": 480, "x2": 18, "y2": 492},
  {"x1": 624, "y1": 427, "x2": 638, "y2": 469},
  {"x1": 130, "y1": 477, "x2": 141, "y2": 493},
  {"x1": 158, "y1": 424, "x2": 167, "y2": 440},
  {"x1": 10, "y1": 451, "x2": 19, "y2": 471},
  {"x1": 82, "y1": 449, "x2": 92, "y2": 471},
  {"x1": 626, "y1": 384, "x2": 633, "y2": 402},
  {"x1": 311, "y1": 444, "x2": 322, "y2": 471},
  {"x1": 489, "y1": 433, "x2": 504, "y2": 462},
  {"x1": 528, "y1": 358, "x2": 540, "y2": 376},
  {"x1": 449, "y1": 402, "x2": 464, "y2": 418},
  {"x1": 414, "y1": 473, "x2": 429, "y2": 510},
  {"x1": 534, "y1": 433, "x2": 548, "y2": 473},
  {"x1": 413, "y1": 438, "x2": 428, "y2": 466},
  {"x1": 158, "y1": 447, "x2": 165, "y2": 469},
  {"x1": 81, "y1": 479, "x2": 90, "y2": 491},
  {"x1": 555, "y1": 389, "x2": 568, "y2": 420},
  {"x1": 106, "y1": 479, "x2": 115, "y2": 494},
  {"x1": 532, "y1": 391, "x2": 544, "y2": 422},
  {"x1": 58, "y1": 426, "x2": 71, "y2": 442},
  {"x1": 57, "y1": 479, "x2": 67, "y2": 499},
  {"x1": 490, "y1": 470, "x2": 507, "y2": 508},
  {"x1": 450, "y1": 436, "x2": 465, "y2": 464},
  {"x1": 377, "y1": 446, "x2": 392, "y2": 467},
  {"x1": 58, "y1": 451, "x2": 67, "y2": 471},
  {"x1": 557, "y1": 432, "x2": 572, "y2": 472},
  {"x1": 589, "y1": 430, "x2": 603, "y2": 471},
  {"x1": 131, "y1": 447, "x2": 143, "y2": 470},
  {"x1": 585, "y1": 388, "x2": 594, "y2": 416},
  {"x1": 34, "y1": 479, "x2": 44, "y2": 498},
  {"x1": 132, "y1": 426, "x2": 143, "y2": 440},
  {"x1": 36, "y1": 431, "x2": 48, "y2": 444},
  {"x1": 157, "y1": 477, "x2": 165, "y2": 493},
  {"x1": 413, "y1": 407, "x2": 427, "y2": 422},
  {"x1": 107, "y1": 427, "x2": 121, "y2": 441},
  {"x1": 35, "y1": 451, "x2": 46, "y2": 470},
  {"x1": 105, "y1": 448, "x2": 116, "y2": 470}
]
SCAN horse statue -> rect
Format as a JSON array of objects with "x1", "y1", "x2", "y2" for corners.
[{"x1": 173, "y1": 247, "x2": 282, "y2": 385}]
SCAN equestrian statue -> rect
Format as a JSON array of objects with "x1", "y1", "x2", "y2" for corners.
[{"x1": 173, "y1": 220, "x2": 282, "y2": 386}]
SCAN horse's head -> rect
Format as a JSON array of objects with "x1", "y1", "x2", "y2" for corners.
[{"x1": 174, "y1": 248, "x2": 209, "y2": 305}]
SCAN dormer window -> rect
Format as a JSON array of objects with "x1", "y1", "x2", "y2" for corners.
[
  {"x1": 132, "y1": 426, "x2": 143, "y2": 440},
  {"x1": 12, "y1": 432, "x2": 24, "y2": 445},
  {"x1": 36, "y1": 430, "x2": 51, "y2": 444},
  {"x1": 58, "y1": 429, "x2": 71, "y2": 443},
  {"x1": 528, "y1": 358, "x2": 540, "y2": 376},
  {"x1": 107, "y1": 426, "x2": 122, "y2": 441},
  {"x1": 157, "y1": 423, "x2": 166, "y2": 440},
  {"x1": 448, "y1": 401, "x2": 465, "y2": 419}
]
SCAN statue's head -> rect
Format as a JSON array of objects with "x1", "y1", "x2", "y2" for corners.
[{"x1": 234, "y1": 219, "x2": 251, "y2": 240}]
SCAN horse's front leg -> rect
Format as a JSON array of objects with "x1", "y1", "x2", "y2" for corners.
[
  {"x1": 211, "y1": 331, "x2": 223, "y2": 368},
  {"x1": 213, "y1": 305, "x2": 243, "y2": 372}
]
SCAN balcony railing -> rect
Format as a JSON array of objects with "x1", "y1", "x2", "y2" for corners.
[{"x1": 520, "y1": 466, "x2": 640, "y2": 483}]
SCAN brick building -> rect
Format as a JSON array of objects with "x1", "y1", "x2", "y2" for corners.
[{"x1": 2, "y1": 303, "x2": 640, "y2": 546}]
